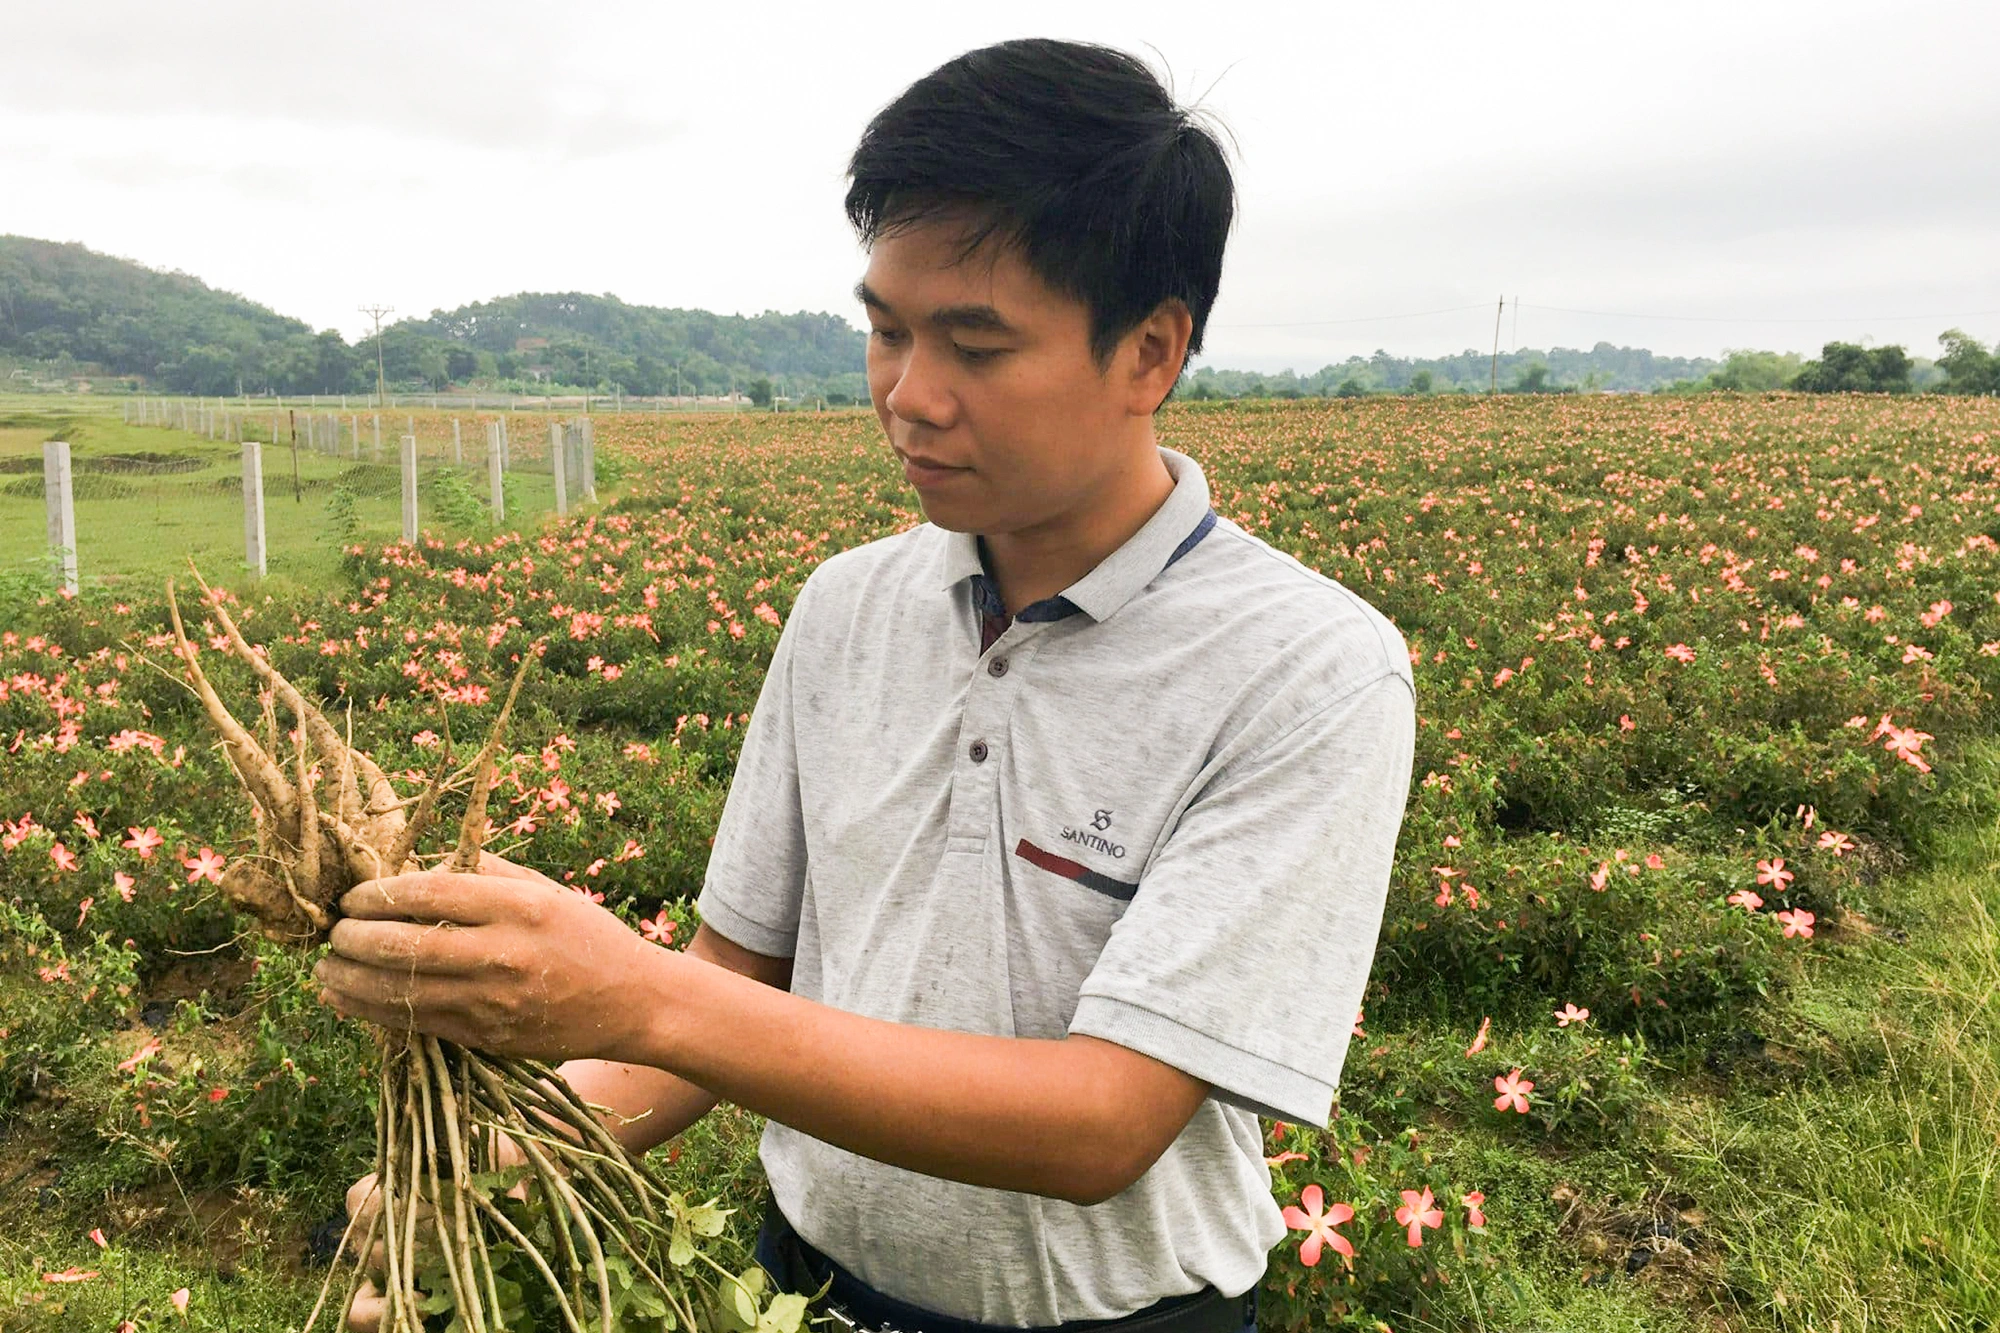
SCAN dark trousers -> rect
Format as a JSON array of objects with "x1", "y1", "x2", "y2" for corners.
[{"x1": 752, "y1": 1200, "x2": 1259, "y2": 1333}]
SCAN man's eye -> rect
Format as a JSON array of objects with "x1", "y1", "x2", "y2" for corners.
[
  {"x1": 954, "y1": 345, "x2": 1005, "y2": 364},
  {"x1": 870, "y1": 328, "x2": 905, "y2": 347}
]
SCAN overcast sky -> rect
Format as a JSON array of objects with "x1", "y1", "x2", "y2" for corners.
[{"x1": 7, "y1": 0, "x2": 1998, "y2": 373}]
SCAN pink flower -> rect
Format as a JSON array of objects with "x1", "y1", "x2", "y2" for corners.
[
  {"x1": 1775, "y1": 908, "x2": 1816, "y2": 939},
  {"x1": 1589, "y1": 861, "x2": 1610, "y2": 892},
  {"x1": 1664, "y1": 643, "x2": 1696, "y2": 664},
  {"x1": 207, "y1": 1087, "x2": 229, "y2": 1103},
  {"x1": 1464, "y1": 1015, "x2": 1491, "y2": 1057},
  {"x1": 1882, "y1": 725, "x2": 1934, "y2": 773},
  {"x1": 116, "y1": 1038, "x2": 162, "y2": 1074},
  {"x1": 1554, "y1": 1003, "x2": 1590, "y2": 1027},
  {"x1": 639, "y1": 910, "x2": 677, "y2": 945},
  {"x1": 1394, "y1": 1187, "x2": 1444, "y2": 1247},
  {"x1": 49, "y1": 842, "x2": 79, "y2": 873},
  {"x1": 1265, "y1": 1151, "x2": 1309, "y2": 1167},
  {"x1": 1728, "y1": 888, "x2": 1764, "y2": 911},
  {"x1": 114, "y1": 871, "x2": 136, "y2": 902},
  {"x1": 1493, "y1": 1068, "x2": 1535, "y2": 1113},
  {"x1": 1351, "y1": 1005, "x2": 1366, "y2": 1039},
  {"x1": 41, "y1": 1267, "x2": 98, "y2": 1283},
  {"x1": 1817, "y1": 831, "x2": 1854, "y2": 856},
  {"x1": 123, "y1": 826, "x2": 163, "y2": 859},
  {"x1": 1462, "y1": 1190, "x2": 1486, "y2": 1228},
  {"x1": 1755, "y1": 858, "x2": 1794, "y2": 890},
  {"x1": 88, "y1": 1227, "x2": 108, "y2": 1249},
  {"x1": 1281, "y1": 1184, "x2": 1356, "y2": 1267},
  {"x1": 171, "y1": 1286, "x2": 191, "y2": 1315},
  {"x1": 184, "y1": 847, "x2": 227, "y2": 885}
]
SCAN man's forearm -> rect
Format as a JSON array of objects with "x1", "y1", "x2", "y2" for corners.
[
  {"x1": 615, "y1": 952, "x2": 1203, "y2": 1206},
  {"x1": 553, "y1": 1058, "x2": 721, "y2": 1154}
]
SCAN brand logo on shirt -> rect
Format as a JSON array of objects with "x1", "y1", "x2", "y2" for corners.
[{"x1": 1061, "y1": 810, "x2": 1124, "y2": 859}]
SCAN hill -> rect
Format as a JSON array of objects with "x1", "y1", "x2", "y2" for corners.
[
  {"x1": 0, "y1": 236, "x2": 868, "y2": 400},
  {"x1": 0, "y1": 235, "x2": 318, "y2": 391},
  {"x1": 393, "y1": 293, "x2": 865, "y2": 398}
]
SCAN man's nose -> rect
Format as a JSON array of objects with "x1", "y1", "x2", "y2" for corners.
[{"x1": 883, "y1": 341, "x2": 957, "y2": 431}]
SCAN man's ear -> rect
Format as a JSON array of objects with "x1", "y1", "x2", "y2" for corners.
[{"x1": 1125, "y1": 299, "x2": 1195, "y2": 416}]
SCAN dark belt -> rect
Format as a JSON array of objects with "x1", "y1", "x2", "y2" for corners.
[{"x1": 752, "y1": 1200, "x2": 1257, "y2": 1333}]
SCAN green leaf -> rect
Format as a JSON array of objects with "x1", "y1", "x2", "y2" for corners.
[
  {"x1": 669, "y1": 1219, "x2": 695, "y2": 1267},
  {"x1": 686, "y1": 1200, "x2": 729, "y2": 1238},
  {"x1": 758, "y1": 1292, "x2": 810, "y2": 1333},
  {"x1": 729, "y1": 1280, "x2": 759, "y2": 1329}
]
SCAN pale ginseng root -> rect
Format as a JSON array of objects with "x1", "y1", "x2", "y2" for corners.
[{"x1": 164, "y1": 568, "x2": 789, "y2": 1333}]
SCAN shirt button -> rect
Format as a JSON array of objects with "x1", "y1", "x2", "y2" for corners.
[
  {"x1": 969, "y1": 740, "x2": 989, "y2": 763},
  {"x1": 987, "y1": 657, "x2": 1008, "y2": 678}
]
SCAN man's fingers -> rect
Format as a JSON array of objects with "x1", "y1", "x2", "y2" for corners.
[
  {"x1": 339, "y1": 872, "x2": 525, "y2": 925},
  {"x1": 477, "y1": 850, "x2": 564, "y2": 890},
  {"x1": 346, "y1": 1173, "x2": 380, "y2": 1223},
  {"x1": 347, "y1": 1277, "x2": 384, "y2": 1332},
  {"x1": 325, "y1": 917, "x2": 489, "y2": 976}
]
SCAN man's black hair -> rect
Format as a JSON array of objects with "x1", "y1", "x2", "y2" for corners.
[{"x1": 845, "y1": 39, "x2": 1235, "y2": 374}]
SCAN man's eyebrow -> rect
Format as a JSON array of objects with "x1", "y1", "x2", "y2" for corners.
[
  {"x1": 853, "y1": 282, "x2": 1016, "y2": 336},
  {"x1": 930, "y1": 304, "x2": 1015, "y2": 335}
]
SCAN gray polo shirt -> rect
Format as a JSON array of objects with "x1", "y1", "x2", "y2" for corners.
[{"x1": 697, "y1": 446, "x2": 1415, "y2": 1326}]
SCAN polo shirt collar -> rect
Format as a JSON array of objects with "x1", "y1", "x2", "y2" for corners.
[{"x1": 937, "y1": 446, "x2": 1213, "y2": 623}]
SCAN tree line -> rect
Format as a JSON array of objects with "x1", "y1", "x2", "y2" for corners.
[{"x1": 0, "y1": 236, "x2": 867, "y2": 401}]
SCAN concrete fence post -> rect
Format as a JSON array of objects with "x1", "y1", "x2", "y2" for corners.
[
  {"x1": 498, "y1": 417, "x2": 510, "y2": 471},
  {"x1": 43, "y1": 441, "x2": 78, "y2": 596},
  {"x1": 372, "y1": 414, "x2": 382, "y2": 464},
  {"x1": 452, "y1": 417, "x2": 462, "y2": 466},
  {"x1": 580, "y1": 415, "x2": 597, "y2": 503},
  {"x1": 488, "y1": 422, "x2": 506, "y2": 520},
  {"x1": 242, "y1": 442, "x2": 267, "y2": 577},
  {"x1": 551, "y1": 421, "x2": 568, "y2": 515},
  {"x1": 400, "y1": 436, "x2": 419, "y2": 544}
]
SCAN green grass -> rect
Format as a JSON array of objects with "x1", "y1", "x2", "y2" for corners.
[{"x1": 0, "y1": 404, "x2": 585, "y2": 601}]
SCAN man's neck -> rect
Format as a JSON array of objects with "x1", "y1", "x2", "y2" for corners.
[{"x1": 980, "y1": 446, "x2": 1177, "y2": 615}]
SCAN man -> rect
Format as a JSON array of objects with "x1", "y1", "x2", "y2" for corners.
[{"x1": 322, "y1": 37, "x2": 1415, "y2": 1333}]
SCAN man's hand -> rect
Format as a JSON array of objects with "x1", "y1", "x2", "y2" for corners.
[
  {"x1": 341, "y1": 1132, "x2": 535, "y2": 1332},
  {"x1": 313, "y1": 852, "x2": 678, "y2": 1063}
]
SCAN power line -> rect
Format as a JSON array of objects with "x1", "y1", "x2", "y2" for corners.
[
  {"x1": 1212, "y1": 303, "x2": 1492, "y2": 329},
  {"x1": 1519, "y1": 303, "x2": 2000, "y2": 325},
  {"x1": 1213, "y1": 301, "x2": 2000, "y2": 331}
]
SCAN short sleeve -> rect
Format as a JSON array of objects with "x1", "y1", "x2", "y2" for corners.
[
  {"x1": 694, "y1": 579, "x2": 814, "y2": 958},
  {"x1": 1067, "y1": 671, "x2": 1415, "y2": 1126}
]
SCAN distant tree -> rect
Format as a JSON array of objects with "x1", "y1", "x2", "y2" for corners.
[
  {"x1": 1791, "y1": 342, "x2": 1912, "y2": 393},
  {"x1": 1512, "y1": 363, "x2": 1554, "y2": 394},
  {"x1": 167, "y1": 343, "x2": 240, "y2": 396},
  {"x1": 1333, "y1": 377, "x2": 1367, "y2": 398},
  {"x1": 1408, "y1": 370, "x2": 1433, "y2": 395},
  {"x1": 746, "y1": 376, "x2": 773, "y2": 407},
  {"x1": 445, "y1": 347, "x2": 480, "y2": 383},
  {"x1": 1706, "y1": 349, "x2": 1802, "y2": 392},
  {"x1": 1936, "y1": 329, "x2": 1998, "y2": 394}
]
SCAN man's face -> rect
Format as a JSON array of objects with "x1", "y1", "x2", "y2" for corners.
[{"x1": 859, "y1": 218, "x2": 1137, "y2": 537}]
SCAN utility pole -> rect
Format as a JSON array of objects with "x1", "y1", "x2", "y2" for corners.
[
  {"x1": 1489, "y1": 294, "x2": 1504, "y2": 394},
  {"x1": 359, "y1": 304, "x2": 394, "y2": 409}
]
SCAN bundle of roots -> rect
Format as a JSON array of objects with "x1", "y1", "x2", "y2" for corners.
[{"x1": 162, "y1": 567, "x2": 806, "y2": 1333}]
